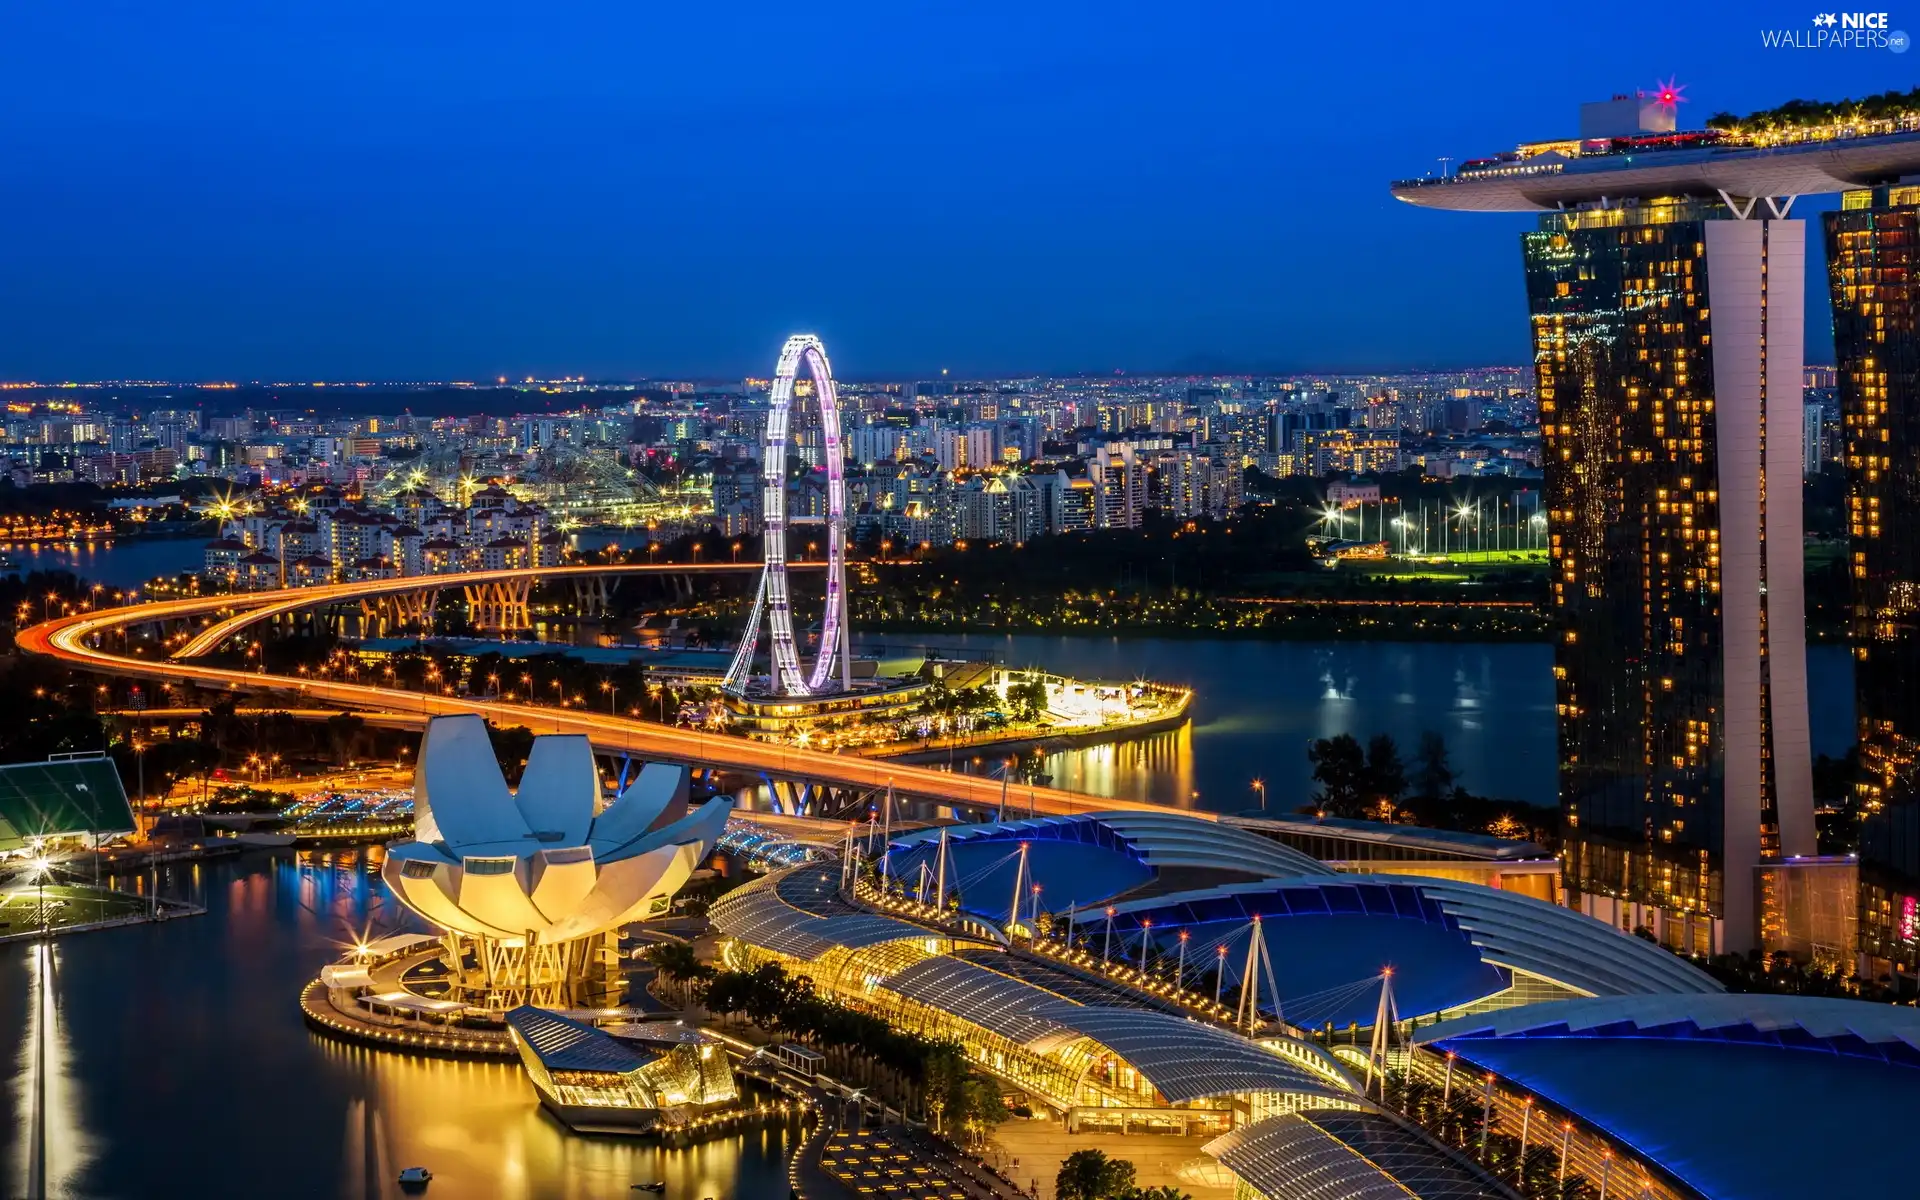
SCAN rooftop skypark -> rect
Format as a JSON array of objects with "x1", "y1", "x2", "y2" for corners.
[{"x1": 1392, "y1": 83, "x2": 1920, "y2": 211}]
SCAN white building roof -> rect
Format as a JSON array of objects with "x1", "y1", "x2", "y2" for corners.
[
  {"x1": 1378, "y1": 874, "x2": 1722, "y2": 997},
  {"x1": 1417, "y1": 993, "x2": 1920, "y2": 1056},
  {"x1": 1029, "y1": 1003, "x2": 1359, "y2": 1105}
]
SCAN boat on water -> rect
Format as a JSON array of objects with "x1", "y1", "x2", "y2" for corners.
[{"x1": 398, "y1": 1166, "x2": 432, "y2": 1189}]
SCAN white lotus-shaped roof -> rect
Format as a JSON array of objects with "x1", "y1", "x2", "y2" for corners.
[{"x1": 382, "y1": 714, "x2": 730, "y2": 944}]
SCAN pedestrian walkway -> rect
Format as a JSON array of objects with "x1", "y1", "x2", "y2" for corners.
[
  {"x1": 985, "y1": 1122, "x2": 1236, "y2": 1200},
  {"x1": 819, "y1": 1128, "x2": 1015, "y2": 1200}
]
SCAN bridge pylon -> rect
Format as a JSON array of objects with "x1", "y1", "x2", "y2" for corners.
[
  {"x1": 464, "y1": 577, "x2": 532, "y2": 634},
  {"x1": 570, "y1": 575, "x2": 615, "y2": 618}
]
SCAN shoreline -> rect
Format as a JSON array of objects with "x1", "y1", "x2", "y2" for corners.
[
  {"x1": 864, "y1": 704, "x2": 1194, "y2": 766},
  {"x1": 854, "y1": 619, "x2": 1552, "y2": 643}
]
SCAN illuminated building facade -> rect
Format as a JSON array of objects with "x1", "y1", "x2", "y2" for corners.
[
  {"x1": 1826, "y1": 185, "x2": 1920, "y2": 978},
  {"x1": 705, "y1": 810, "x2": 1721, "y2": 1195},
  {"x1": 505, "y1": 1007, "x2": 740, "y2": 1133},
  {"x1": 1526, "y1": 198, "x2": 1814, "y2": 955},
  {"x1": 381, "y1": 714, "x2": 730, "y2": 1009},
  {"x1": 1392, "y1": 87, "x2": 1920, "y2": 963}
]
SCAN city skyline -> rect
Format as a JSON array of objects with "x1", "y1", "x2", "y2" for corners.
[
  {"x1": 3, "y1": 2, "x2": 1914, "y2": 381},
  {"x1": 11, "y1": 12, "x2": 1920, "y2": 1195}
]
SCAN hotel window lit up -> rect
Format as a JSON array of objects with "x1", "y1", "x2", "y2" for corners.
[
  {"x1": 1828, "y1": 185, "x2": 1920, "y2": 979},
  {"x1": 1524, "y1": 197, "x2": 1815, "y2": 955}
]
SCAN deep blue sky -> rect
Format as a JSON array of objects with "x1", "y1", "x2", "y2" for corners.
[{"x1": 1, "y1": 2, "x2": 1912, "y2": 380}]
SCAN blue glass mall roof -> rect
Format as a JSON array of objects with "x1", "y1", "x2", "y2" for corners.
[
  {"x1": 884, "y1": 811, "x2": 1325, "y2": 923},
  {"x1": 1419, "y1": 996, "x2": 1920, "y2": 1200},
  {"x1": 886, "y1": 836, "x2": 1152, "y2": 922},
  {"x1": 1084, "y1": 874, "x2": 1718, "y2": 1019},
  {"x1": 1091, "y1": 879, "x2": 1507, "y2": 1026}
]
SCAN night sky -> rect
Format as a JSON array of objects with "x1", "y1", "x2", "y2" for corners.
[{"x1": 2, "y1": 2, "x2": 1912, "y2": 380}]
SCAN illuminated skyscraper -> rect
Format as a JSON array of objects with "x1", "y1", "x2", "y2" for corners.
[
  {"x1": 1525, "y1": 199, "x2": 1814, "y2": 954},
  {"x1": 1379, "y1": 88, "x2": 1920, "y2": 953},
  {"x1": 1825, "y1": 185, "x2": 1920, "y2": 976}
]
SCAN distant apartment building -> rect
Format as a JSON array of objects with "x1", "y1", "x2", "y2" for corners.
[
  {"x1": 933, "y1": 423, "x2": 996, "y2": 472},
  {"x1": 1301, "y1": 429, "x2": 1401, "y2": 476},
  {"x1": 1089, "y1": 446, "x2": 1146, "y2": 529},
  {"x1": 847, "y1": 423, "x2": 906, "y2": 467}
]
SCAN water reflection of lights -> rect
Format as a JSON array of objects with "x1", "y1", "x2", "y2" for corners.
[
  {"x1": 5, "y1": 855, "x2": 794, "y2": 1197},
  {"x1": 315, "y1": 1037, "x2": 781, "y2": 1199},
  {"x1": 15, "y1": 941, "x2": 91, "y2": 1198},
  {"x1": 1318, "y1": 668, "x2": 1353, "y2": 702},
  {"x1": 1025, "y1": 725, "x2": 1197, "y2": 807}
]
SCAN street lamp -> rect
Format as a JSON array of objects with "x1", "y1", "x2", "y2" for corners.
[
  {"x1": 31, "y1": 854, "x2": 52, "y2": 936},
  {"x1": 131, "y1": 737, "x2": 148, "y2": 810},
  {"x1": 1251, "y1": 778, "x2": 1266, "y2": 812}
]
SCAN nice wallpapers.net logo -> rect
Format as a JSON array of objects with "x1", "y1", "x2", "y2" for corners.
[{"x1": 1763, "y1": 12, "x2": 1910, "y2": 50}]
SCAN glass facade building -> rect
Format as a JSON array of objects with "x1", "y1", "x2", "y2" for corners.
[
  {"x1": 1826, "y1": 186, "x2": 1920, "y2": 978},
  {"x1": 1525, "y1": 198, "x2": 1815, "y2": 955}
]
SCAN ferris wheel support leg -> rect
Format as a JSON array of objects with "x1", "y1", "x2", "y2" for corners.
[{"x1": 840, "y1": 597, "x2": 852, "y2": 692}]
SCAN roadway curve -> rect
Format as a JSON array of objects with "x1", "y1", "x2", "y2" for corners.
[
  {"x1": 172, "y1": 562, "x2": 796, "y2": 658},
  {"x1": 16, "y1": 565, "x2": 1187, "y2": 819}
]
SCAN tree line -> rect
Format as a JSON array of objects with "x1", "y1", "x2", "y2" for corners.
[
  {"x1": 1304, "y1": 730, "x2": 1548, "y2": 841},
  {"x1": 644, "y1": 947, "x2": 1006, "y2": 1144}
]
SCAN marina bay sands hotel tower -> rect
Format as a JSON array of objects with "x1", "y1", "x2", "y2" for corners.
[{"x1": 1394, "y1": 88, "x2": 1920, "y2": 956}]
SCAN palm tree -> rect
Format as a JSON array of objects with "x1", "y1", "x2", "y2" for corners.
[{"x1": 642, "y1": 941, "x2": 710, "y2": 1005}]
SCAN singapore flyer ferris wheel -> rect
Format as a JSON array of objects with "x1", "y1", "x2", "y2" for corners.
[{"x1": 722, "y1": 334, "x2": 851, "y2": 698}]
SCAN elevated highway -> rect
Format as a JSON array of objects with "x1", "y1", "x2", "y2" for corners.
[
  {"x1": 17, "y1": 565, "x2": 1191, "y2": 820},
  {"x1": 169, "y1": 561, "x2": 794, "y2": 658}
]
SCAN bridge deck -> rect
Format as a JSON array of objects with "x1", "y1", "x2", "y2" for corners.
[{"x1": 19, "y1": 566, "x2": 1193, "y2": 819}]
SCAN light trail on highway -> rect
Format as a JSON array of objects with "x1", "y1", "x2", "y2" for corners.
[{"x1": 17, "y1": 563, "x2": 1190, "y2": 819}]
